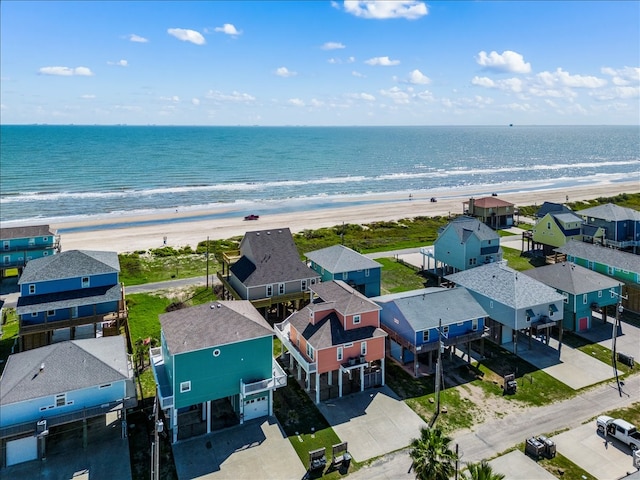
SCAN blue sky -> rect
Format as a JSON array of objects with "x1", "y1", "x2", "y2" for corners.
[{"x1": 1, "y1": 1, "x2": 638, "y2": 126}]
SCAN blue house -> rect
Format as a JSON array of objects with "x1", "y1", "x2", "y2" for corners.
[
  {"x1": 305, "y1": 244, "x2": 382, "y2": 297},
  {"x1": 577, "y1": 203, "x2": 640, "y2": 253},
  {"x1": 446, "y1": 263, "x2": 566, "y2": 355},
  {"x1": 523, "y1": 263, "x2": 621, "y2": 332},
  {"x1": 0, "y1": 225, "x2": 60, "y2": 277},
  {"x1": 422, "y1": 216, "x2": 502, "y2": 274},
  {"x1": 0, "y1": 336, "x2": 136, "y2": 467},
  {"x1": 16, "y1": 250, "x2": 127, "y2": 351},
  {"x1": 150, "y1": 301, "x2": 287, "y2": 443},
  {"x1": 374, "y1": 287, "x2": 488, "y2": 376}
]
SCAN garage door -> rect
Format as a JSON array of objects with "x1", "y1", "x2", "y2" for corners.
[
  {"x1": 6, "y1": 435, "x2": 37, "y2": 466},
  {"x1": 244, "y1": 395, "x2": 268, "y2": 421}
]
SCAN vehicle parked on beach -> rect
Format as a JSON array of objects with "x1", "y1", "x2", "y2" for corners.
[{"x1": 597, "y1": 416, "x2": 640, "y2": 451}]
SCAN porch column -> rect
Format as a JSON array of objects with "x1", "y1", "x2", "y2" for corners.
[
  {"x1": 172, "y1": 408, "x2": 178, "y2": 444},
  {"x1": 328, "y1": 370, "x2": 333, "y2": 385},
  {"x1": 269, "y1": 390, "x2": 273, "y2": 416},
  {"x1": 338, "y1": 370, "x2": 343, "y2": 398},
  {"x1": 201, "y1": 402, "x2": 207, "y2": 422},
  {"x1": 83, "y1": 419, "x2": 87, "y2": 449},
  {"x1": 206, "y1": 401, "x2": 211, "y2": 434},
  {"x1": 360, "y1": 366, "x2": 365, "y2": 392},
  {"x1": 297, "y1": 364, "x2": 301, "y2": 381},
  {"x1": 381, "y1": 357, "x2": 385, "y2": 386},
  {"x1": 315, "y1": 373, "x2": 320, "y2": 404}
]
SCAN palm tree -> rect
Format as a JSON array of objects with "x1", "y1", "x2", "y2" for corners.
[
  {"x1": 464, "y1": 460, "x2": 505, "y2": 480},
  {"x1": 409, "y1": 426, "x2": 458, "y2": 480}
]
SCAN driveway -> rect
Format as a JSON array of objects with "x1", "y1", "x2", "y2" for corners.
[
  {"x1": 551, "y1": 422, "x2": 636, "y2": 480},
  {"x1": 488, "y1": 450, "x2": 557, "y2": 480},
  {"x1": 316, "y1": 385, "x2": 427, "y2": 463},
  {"x1": 171, "y1": 417, "x2": 305, "y2": 480},
  {"x1": 578, "y1": 314, "x2": 640, "y2": 365}
]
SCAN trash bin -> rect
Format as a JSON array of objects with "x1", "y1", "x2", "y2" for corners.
[{"x1": 618, "y1": 352, "x2": 635, "y2": 368}]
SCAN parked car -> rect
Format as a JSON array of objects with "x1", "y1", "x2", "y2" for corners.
[{"x1": 597, "y1": 416, "x2": 640, "y2": 451}]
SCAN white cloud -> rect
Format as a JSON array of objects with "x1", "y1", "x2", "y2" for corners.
[
  {"x1": 347, "y1": 92, "x2": 376, "y2": 101},
  {"x1": 310, "y1": 99, "x2": 325, "y2": 107},
  {"x1": 214, "y1": 24, "x2": 241, "y2": 36},
  {"x1": 288, "y1": 98, "x2": 305, "y2": 107},
  {"x1": 536, "y1": 68, "x2": 606, "y2": 88},
  {"x1": 344, "y1": 1, "x2": 428, "y2": 20},
  {"x1": 128, "y1": 34, "x2": 148, "y2": 43},
  {"x1": 407, "y1": 69, "x2": 430, "y2": 85},
  {"x1": 471, "y1": 76, "x2": 495, "y2": 88},
  {"x1": 107, "y1": 59, "x2": 128, "y2": 67},
  {"x1": 601, "y1": 66, "x2": 640, "y2": 86},
  {"x1": 205, "y1": 90, "x2": 256, "y2": 102},
  {"x1": 39, "y1": 66, "x2": 94, "y2": 76},
  {"x1": 168, "y1": 28, "x2": 206, "y2": 45},
  {"x1": 352, "y1": 71, "x2": 365, "y2": 78},
  {"x1": 379, "y1": 86, "x2": 411, "y2": 104},
  {"x1": 365, "y1": 56, "x2": 400, "y2": 66},
  {"x1": 321, "y1": 42, "x2": 345, "y2": 50},
  {"x1": 275, "y1": 67, "x2": 297, "y2": 77},
  {"x1": 80, "y1": 94, "x2": 96, "y2": 99},
  {"x1": 160, "y1": 96, "x2": 180, "y2": 103},
  {"x1": 476, "y1": 50, "x2": 531, "y2": 73},
  {"x1": 192, "y1": 98, "x2": 200, "y2": 106}
]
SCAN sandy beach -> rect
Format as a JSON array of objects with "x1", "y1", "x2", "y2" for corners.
[{"x1": 54, "y1": 181, "x2": 640, "y2": 254}]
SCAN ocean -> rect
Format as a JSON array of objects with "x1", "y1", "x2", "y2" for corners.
[{"x1": 1, "y1": 125, "x2": 639, "y2": 229}]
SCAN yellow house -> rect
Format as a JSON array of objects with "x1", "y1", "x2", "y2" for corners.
[{"x1": 532, "y1": 211, "x2": 584, "y2": 255}]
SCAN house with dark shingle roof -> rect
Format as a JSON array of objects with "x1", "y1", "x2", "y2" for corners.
[
  {"x1": 423, "y1": 216, "x2": 502, "y2": 274},
  {"x1": 0, "y1": 336, "x2": 135, "y2": 467},
  {"x1": 446, "y1": 262, "x2": 565, "y2": 354},
  {"x1": 532, "y1": 211, "x2": 584, "y2": 255},
  {"x1": 374, "y1": 287, "x2": 488, "y2": 377},
  {"x1": 305, "y1": 244, "x2": 382, "y2": 297},
  {"x1": 555, "y1": 240, "x2": 640, "y2": 313},
  {"x1": 523, "y1": 263, "x2": 621, "y2": 332},
  {"x1": 534, "y1": 202, "x2": 573, "y2": 219},
  {"x1": 150, "y1": 301, "x2": 286, "y2": 443},
  {"x1": 576, "y1": 203, "x2": 640, "y2": 252},
  {"x1": 16, "y1": 250, "x2": 126, "y2": 351},
  {"x1": 217, "y1": 228, "x2": 320, "y2": 316},
  {"x1": 0, "y1": 225, "x2": 60, "y2": 275},
  {"x1": 274, "y1": 280, "x2": 386, "y2": 404},
  {"x1": 463, "y1": 196, "x2": 515, "y2": 229}
]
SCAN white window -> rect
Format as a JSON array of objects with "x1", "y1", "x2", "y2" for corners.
[
  {"x1": 469, "y1": 258, "x2": 477, "y2": 266},
  {"x1": 583, "y1": 294, "x2": 588, "y2": 304},
  {"x1": 28, "y1": 237, "x2": 35, "y2": 245},
  {"x1": 47, "y1": 310, "x2": 55, "y2": 316},
  {"x1": 267, "y1": 285, "x2": 273, "y2": 297},
  {"x1": 31, "y1": 312, "x2": 38, "y2": 318},
  {"x1": 278, "y1": 283, "x2": 285, "y2": 295},
  {"x1": 306, "y1": 343, "x2": 315, "y2": 361},
  {"x1": 353, "y1": 314, "x2": 361, "y2": 325},
  {"x1": 472, "y1": 319, "x2": 479, "y2": 331},
  {"x1": 442, "y1": 325, "x2": 449, "y2": 335},
  {"x1": 99, "y1": 384, "x2": 112, "y2": 389},
  {"x1": 2, "y1": 255, "x2": 9, "y2": 264},
  {"x1": 608, "y1": 266, "x2": 614, "y2": 275},
  {"x1": 489, "y1": 301, "x2": 494, "y2": 309},
  {"x1": 344, "y1": 342, "x2": 353, "y2": 348},
  {"x1": 180, "y1": 381, "x2": 191, "y2": 393},
  {"x1": 82, "y1": 277, "x2": 90, "y2": 288},
  {"x1": 343, "y1": 272, "x2": 348, "y2": 280},
  {"x1": 213, "y1": 349, "x2": 221, "y2": 357},
  {"x1": 611, "y1": 290, "x2": 616, "y2": 298},
  {"x1": 311, "y1": 278, "x2": 316, "y2": 285},
  {"x1": 422, "y1": 330, "x2": 430, "y2": 343},
  {"x1": 360, "y1": 341, "x2": 367, "y2": 356},
  {"x1": 337, "y1": 347, "x2": 343, "y2": 361},
  {"x1": 43, "y1": 251, "x2": 49, "y2": 256},
  {"x1": 563, "y1": 292, "x2": 569, "y2": 304},
  {"x1": 301, "y1": 280, "x2": 307, "y2": 291},
  {"x1": 55, "y1": 393, "x2": 66, "y2": 407},
  {"x1": 43, "y1": 237, "x2": 48, "y2": 242},
  {"x1": 365, "y1": 269, "x2": 370, "y2": 277},
  {"x1": 2, "y1": 241, "x2": 8, "y2": 251},
  {"x1": 29, "y1": 284, "x2": 36, "y2": 294}
]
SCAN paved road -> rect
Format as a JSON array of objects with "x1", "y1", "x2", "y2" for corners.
[{"x1": 347, "y1": 373, "x2": 640, "y2": 479}]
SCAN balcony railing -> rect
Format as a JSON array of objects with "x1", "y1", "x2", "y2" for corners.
[
  {"x1": 274, "y1": 320, "x2": 317, "y2": 374},
  {"x1": 241, "y1": 358, "x2": 288, "y2": 396},
  {"x1": 150, "y1": 347, "x2": 174, "y2": 409},
  {"x1": 19, "y1": 308, "x2": 128, "y2": 336}
]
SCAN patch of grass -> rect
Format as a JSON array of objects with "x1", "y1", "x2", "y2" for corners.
[
  {"x1": 600, "y1": 402, "x2": 640, "y2": 427},
  {"x1": 502, "y1": 246, "x2": 546, "y2": 271},
  {"x1": 0, "y1": 307, "x2": 19, "y2": 374},
  {"x1": 127, "y1": 293, "x2": 172, "y2": 343},
  {"x1": 537, "y1": 452, "x2": 597, "y2": 480},
  {"x1": 137, "y1": 368, "x2": 157, "y2": 401},
  {"x1": 377, "y1": 257, "x2": 427, "y2": 294},
  {"x1": 561, "y1": 331, "x2": 631, "y2": 375},
  {"x1": 119, "y1": 251, "x2": 214, "y2": 286}
]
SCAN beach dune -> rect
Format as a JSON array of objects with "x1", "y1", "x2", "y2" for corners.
[{"x1": 55, "y1": 181, "x2": 640, "y2": 254}]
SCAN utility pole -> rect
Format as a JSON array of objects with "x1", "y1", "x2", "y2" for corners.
[
  {"x1": 435, "y1": 319, "x2": 445, "y2": 416},
  {"x1": 151, "y1": 389, "x2": 163, "y2": 480},
  {"x1": 206, "y1": 236, "x2": 210, "y2": 289},
  {"x1": 610, "y1": 286, "x2": 628, "y2": 398}
]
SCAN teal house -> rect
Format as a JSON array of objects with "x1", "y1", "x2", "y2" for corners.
[
  {"x1": 555, "y1": 240, "x2": 640, "y2": 313},
  {"x1": 305, "y1": 244, "x2": 382, "y2": 297},
  {"x1": 150, "y1": 301, "x2": 287, "y2": 443},
  {"x1": 0, "y1": 225, "x2": 60, "y2": 277},
  {"x1": 523, "y1": 263, "x2": 621, "y2": 332}
]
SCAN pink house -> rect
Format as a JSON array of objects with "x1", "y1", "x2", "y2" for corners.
[{"x1": 275, "y1": 280, "x2": 386, "y2": 403}]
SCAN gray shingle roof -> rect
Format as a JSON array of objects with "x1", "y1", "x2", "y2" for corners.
[
  {"x1": 0, "y1": 225, "x2": 57, "y2": 240},
  {"x1": 374, "y1": 287, "x2": 488, "y2": 331},
  {"x1": 160, "y1": 301, "x2": 273, "y2": 355},
  {"x1": 443, "y1": 216, "x2": 500, "y2": 243},
  {"x1": 555, "y1": 240, "x2": 640, "y2": 274},
  {"x1": 19, "y1": 250, "x2": 120, "y2": 284},
  {"x1": 16, "y1": 284, "x2": 123, "y2": 315},
  {"x1": 522, "y1": 262, "x2": 620, "y2": 295},
  {"x1": 577, "y1": 203, "x2": 640, "y2": 222},
  {"x1": 553, "y1": 212, "x2": 583, "y2": 224},
  {"x1": 310, "y1": 280, "x2": 381, "y2": 316},
  {"x1": 230, "y1": 228, "x2": 319, "y2": 286},
  {"x1": 0, "y1": 336, "x2": 130, "y2": 405},
  {"x1": 535, "y1": 202, "x2": 572, "y2": 219},
  {"x1": 445, "y1": 262, "x2": 565, "y2": 308},
  {"x1": 305, "y1": 245, "x2": 381, "y2": 273},
  {"x1": 289, "y1": 311, "x2": 385, "y2": 350}
]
